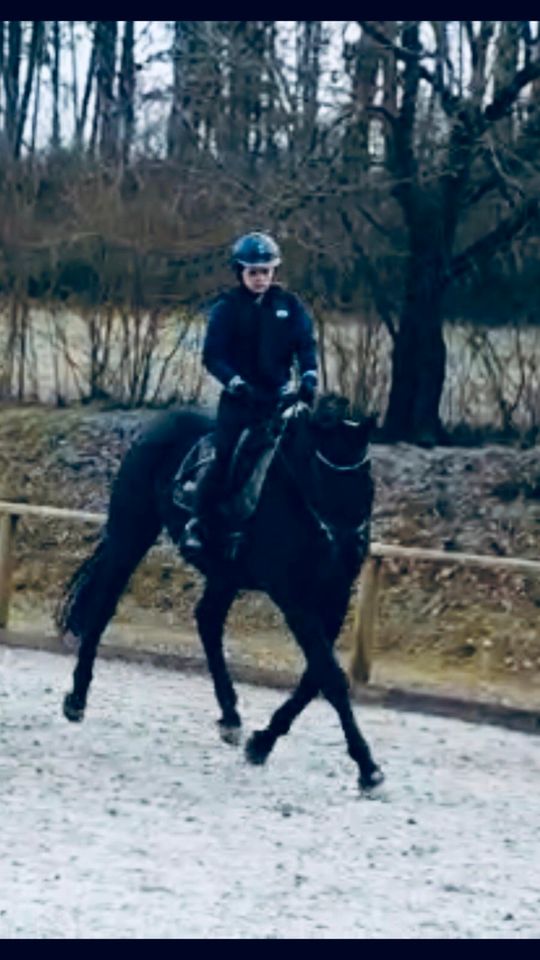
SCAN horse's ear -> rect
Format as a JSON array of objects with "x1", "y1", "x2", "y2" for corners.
[
  {"x1": 358, "y1": 413, "x2": 378, "y2": 444},
  {"x1": 312, "y1": 393, "x2": 350, "y2": 429}
]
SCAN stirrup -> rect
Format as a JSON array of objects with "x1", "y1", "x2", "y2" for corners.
[{"x1": 181, "y1": 517, "x2": 207, "y2": 553}]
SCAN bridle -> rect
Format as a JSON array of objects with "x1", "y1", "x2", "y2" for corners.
[
  {"x1": 277, "y1": 406, "x2": 372, "y2": 548},
  {"x1": 315, "y1": 449, "x2": 371, "y2": 473}
]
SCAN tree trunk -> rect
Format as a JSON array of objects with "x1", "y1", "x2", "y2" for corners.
[
  {"x1": 51, "y1": 21, "x2": 61, "y2": 149},
  {"x1": 382, "y1": 21, "x2": 398, "y2": 161},
  {"x1": 69, "y1": 21, "x2": 79, "y2": 134},
  {"x1": 76, "y1": 24, "x2": 97, "y2": 148},
  {"x1": 343, "y1": 26, "x2": 379, "y2": 169},
  {"x1": 15, "y1": 20, "x2": 44, "y2": 158},
  {"x1": 0, "y1": 23, "x2": 4, "y2": 130},
  {"x1": 493, "y1": 22, "x2": 521, "y2": 142},
  {"x1": 119, "y1": 20, "x2": 135, "y2": 165},
  {"x1": 249, "y1": 22, "x2": 266, "y2": 167},
  {"x1": 237, "y1": 22, "x2": 253, "y2": 160},
  {"x1": 227, "y1": 23, "x2": 242, "y2": 156},
  {"x1": 30, "y1": 56, "x2": 42, "y2": 154},
  {"x1": 167, "y1": 21, "x2": 191, "y2": 160},
  {"x1": 89, "y1": 86, "x2": 100, "y2": 158},
  {"x1": 4, "y1": 21, "x2": 21, "y2": 151},
  {"x1": 95, "y1": 20, "x2": 118, "y2": 164},
  {"x1": 384, "y1": 240, "x2": 447, "y2": 445},
  {"x1": 297, "y1": 20, "x2": 321, "y2": 155},
  {"x1": 263, "y1": 21, "x2": 279, "y2": 164}
]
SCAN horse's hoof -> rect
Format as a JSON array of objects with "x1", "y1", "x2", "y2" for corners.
[
  {"x1": 218, "y1": 720, "x2": 242, "y2": 746},
  {"x1": 359, "y1": 766, "x2": 385, "y2": 793},
  {"x1": 63, "y1": 693, "x2": 85, "y2": 723},
  {"x1": 245, "y1": 730, "x2": 272, "y2": 766}
]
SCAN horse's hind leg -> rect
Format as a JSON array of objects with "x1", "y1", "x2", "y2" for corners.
[
  {"x1": 195, "y1": 580, "x2": 240, "y2": 744},
  {"x1": 64, "y1": 629, "x2": 101, "y2": 722},
  {"x1": 62, "y1": 550, "x2": 150, "y2": 722},
  {"x1": 62, "y1": 501, "x2": 162, "y2": 721}
]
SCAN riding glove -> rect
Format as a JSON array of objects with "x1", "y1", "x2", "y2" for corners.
[
  {"x1": 298, "y1": 371, "x2": 318, "y2": 407},
  {"x1": 227, "y1": 375, "x2": 255, "y2": 403}
]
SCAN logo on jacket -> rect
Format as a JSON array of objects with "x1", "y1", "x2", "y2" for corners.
[{"x1": 276, "y1": 309, "x2": 289, "y2": 318}]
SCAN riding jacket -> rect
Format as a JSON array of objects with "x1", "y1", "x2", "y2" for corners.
[{"x1": 202, "y1": 284, "x2": 318, "y2": 398}]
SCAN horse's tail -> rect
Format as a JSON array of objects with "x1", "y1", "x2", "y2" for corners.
[
  {"x1": 55, "y1": 515, "x2": 162, "y2": 641},
  {"x1": 55, "y1": 407, "x2": 214, "y2": 642},
  {"x1": 55, "y1": 535, "x2": 112, "y2": 637},
  {"x1": 55, "y1": 423, "x2": 167, "y2": 641}
]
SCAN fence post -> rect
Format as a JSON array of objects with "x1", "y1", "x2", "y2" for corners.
[
  {"x1": 349, "y1": 556, "x2": 382, "y2": 686},
  {"x1": 0, "y1": 513, "x2": 19, "y2": 628}
]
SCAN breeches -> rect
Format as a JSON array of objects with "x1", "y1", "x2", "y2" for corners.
[{"x1": 195, "y1": 391, "x2": 277, "y2": 518}]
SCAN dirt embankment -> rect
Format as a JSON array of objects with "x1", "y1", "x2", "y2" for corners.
[{"x1": 1, "y1": 404, "x2": 539, "y2": 706}]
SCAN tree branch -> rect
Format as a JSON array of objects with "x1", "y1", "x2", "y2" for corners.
[
  {"x1": 357, "y1": 20, "x2": 460, "y2": 117},
  {"x1": 463, "y1": 21, "x2": 477, "y2": 67},
  {"x1": 366, "y1": 103, "x2": 398, "y2": 126},
  {"x1": 446, "y1": 197, "x2": 540, "y2": 285},
  {"x1": 340, "y1": 209, "x2": 397, "y2": 340},
  {"x1": 482, "y1": 134, "x2": 525, "y2": 209},
  {"x1": 464, "y1": 173, "x2": 500, "y2": 209},
  {"x1": 357, "y1": 20, "x2": 432, "y2": 63},
  {"x1": 484, "y1": 58, "x2": 540, "y2": 124},
  {"x1": 14, "y1": 21, "x2": 44, "y2": 158}
]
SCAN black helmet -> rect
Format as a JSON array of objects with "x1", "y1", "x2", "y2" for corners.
[{"x1": 231, "y1": 232, "x2": 281, "y2": 269}]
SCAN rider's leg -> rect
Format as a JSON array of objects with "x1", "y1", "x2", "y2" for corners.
[{"x1": 183, "y1": 392, "x2": 252, "y2": 551}]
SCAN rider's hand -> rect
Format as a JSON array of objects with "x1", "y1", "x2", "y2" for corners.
[
  {"x1": 298, "y1": 372, "x2": 318, "y2": 408},
  {"x1": 227, "y1": 375, "x2": 254, "y2": 403},
  {"x1": 278, "y1": 382, "x2": 297, "y2": 409},
  {"x1": 279, "y1": 382, "x2": 296, "y2": 399}
]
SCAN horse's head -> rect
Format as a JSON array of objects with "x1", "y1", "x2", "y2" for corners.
[{"x1": 282, "y1": 394, "x2": 377, "y2": 533}]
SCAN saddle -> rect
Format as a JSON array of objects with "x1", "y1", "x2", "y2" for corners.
[{"x1": 172, "y1": 421, "x2": 281, "y2": 528}]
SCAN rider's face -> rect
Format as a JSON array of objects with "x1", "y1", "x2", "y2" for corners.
[{"x1": 242, "y1": 265, "x2": 275, "y2": 295}]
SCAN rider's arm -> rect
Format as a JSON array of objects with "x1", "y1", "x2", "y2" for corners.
[
  {"x1": 292, "y1": 296, "x2": 318, "y2": 387},
  {"x1": 202, "y1": 299, "x2": 238, "y2": 388}
]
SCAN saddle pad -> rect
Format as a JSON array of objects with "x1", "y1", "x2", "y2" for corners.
[
  {"x1": 172, "y1": 425, "x2": 281, "y2": 523},
  {"x1": 172, "y1": 433, "x2": 215, "y2": 512}
]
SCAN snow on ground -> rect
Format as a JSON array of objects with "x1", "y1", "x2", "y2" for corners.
[{"x1": 0, "y1": 647, "x2": 539, "y2": 939}]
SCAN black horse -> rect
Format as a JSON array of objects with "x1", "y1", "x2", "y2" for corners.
[{"x1": 57, "y1": 394, "x2": 384, "y2": 791}]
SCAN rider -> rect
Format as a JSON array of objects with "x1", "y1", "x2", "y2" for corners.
[{"x1": 182, "y1": 231, "x2": 319, "y2": 557}]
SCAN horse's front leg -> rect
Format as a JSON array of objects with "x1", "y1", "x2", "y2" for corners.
[
  {"x1": 195, "y1": 580, "x2": 241, "y2": 744},
  {"x1": 277, "y1": 610, "x2": 384, "y2": 791},
  {"x1": 245, "y1": 600, "x2": 349, "y2": 765},
  {"x1": 245, "y1": 665, "x2": 319, "y2": 764}
]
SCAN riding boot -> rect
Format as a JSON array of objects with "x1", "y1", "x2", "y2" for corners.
[
  {"x1": 180, "y1": 515, "x2": 216, "y2": 567},
  {"x1": 222, "y1": 528, "x2": 245, "y2": 563}
]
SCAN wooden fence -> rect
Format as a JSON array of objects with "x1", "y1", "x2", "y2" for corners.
[{"x1": 1, "y1": 499, "x2": 539, "y2": 683}]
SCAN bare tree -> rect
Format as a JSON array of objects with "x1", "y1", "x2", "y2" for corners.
[
  {"x1": 51, "y1": 21, "x2": 61, "y2": 149},
  {"x1": 167, "y1": 21, "x2": 198, "y2": 160},
  {"x1": 69, "y1": 21, "x2": 79, "y2": 135},
  {"x1": 95, "y1": 20, "x2": 118, "y2": 163},
  {"x1": 347, "y1": 21, "x2": 540, "y2": 444},
  {"x1": 76, "y1": 23, "x2": 97, "y2": 148},
  {"x1": 118, "y1": 20, "x2": 135, "y2": 165},
  {"x1": 14, "y1": 20, "x2": 44, "y2": 157},
  {"x1": 3, "y1": 21, "x2": 21, "y2": 152}
]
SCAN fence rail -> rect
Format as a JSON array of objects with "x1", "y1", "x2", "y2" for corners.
[{"x1": 1, "y1": 499, "x2": 539, "y2": 683}]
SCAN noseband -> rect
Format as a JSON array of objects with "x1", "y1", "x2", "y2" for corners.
[
  {"x1": 315, "y1": 450, "x2": 371, "y2": 473},
  {"x1": 278, "y1": 417, "x2": 372, "y2": 552}
]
